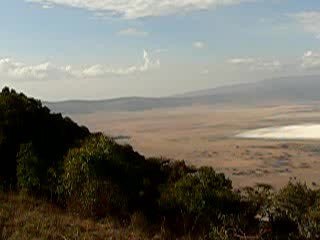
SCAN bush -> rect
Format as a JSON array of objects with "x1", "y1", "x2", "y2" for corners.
[
  {"x1": 209, "y1": 226, "x2": 231, "y2": 240},
  {"x1": 61, "y1": 134, "x2": 165, "y2": 218},
  {"x1": 270, "y1": 182, "x2": 318, "y2": 238},
  {"x1": 300, "y1": 198, "x2": 320, "y2": 239},
  {"x1": 62, "y1": 135, "x2": 127, "y2": 216},
  {"x1": 156, "y1": 159, "x2": 196, "y2": 184},
  {"x1": 159, "y1": 167, "x2": 241, "y2": 234},
  {"x1": 16, "y1": 143, "x2": 41, "y2": 193},
  {"x1": 0, "y1": 87, "x2": 89, "y2": 190},
  {"x1": 240, "y1": 184, "x2": 274, "y2": 228}
]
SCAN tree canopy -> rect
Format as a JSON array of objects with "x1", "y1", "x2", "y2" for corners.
[{"x1": 0, "y1": 87, "x2": 89, "y2": 189}]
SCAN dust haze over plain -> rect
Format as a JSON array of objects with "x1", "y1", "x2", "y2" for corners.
[{"x1": 47, "y1": 75, "x2": 320, "y2": 114}]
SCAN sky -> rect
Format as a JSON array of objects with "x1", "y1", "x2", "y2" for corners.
[{"x1": 1, "y1": 0, "x2": 320, "y2": 100}]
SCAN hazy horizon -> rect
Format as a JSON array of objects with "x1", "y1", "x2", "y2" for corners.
[{"x1": 40, "y1": 74, "x2": 315, "y2": 102}]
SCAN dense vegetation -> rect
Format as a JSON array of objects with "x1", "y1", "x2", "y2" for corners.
[
  {"x1": 1, "y1": 87, "x2": 320, "y2": 239},
  {"x1": 0, "y1": 87, "x2": 89, "y2": 191}
]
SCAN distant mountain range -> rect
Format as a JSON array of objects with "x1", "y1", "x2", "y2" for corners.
[{"x1": 46, "y1": 75, "x2": 320, "y2": 114}]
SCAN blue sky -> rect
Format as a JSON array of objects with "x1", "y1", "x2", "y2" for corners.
[{"x1": 1, "y1": 0, "x2": 320, "y2": 100}]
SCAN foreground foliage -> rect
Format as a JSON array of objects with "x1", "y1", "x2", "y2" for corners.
[
  {"x1": 61, "y1": 134, "x2": 164, "y2": 218},
  {"x1": 1, "y1": 87, "x2": 320, "y2": 239},
  {"x1": 0, "y1": 87, "x2": 89, "y2": 191}
]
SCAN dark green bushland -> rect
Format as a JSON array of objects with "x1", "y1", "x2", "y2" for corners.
[
  {"x1": 3, "y1": 87, "x2": 320, "y2": 239},
  {"x1": 61, "y1": 134, "x2": 165, "y2": 218},
  {"x1": 0, "y1": 87, "x2": 89, "y2": 191}
]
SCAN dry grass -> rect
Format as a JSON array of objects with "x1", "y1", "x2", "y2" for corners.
[
  {"x1": 71, "y1": 104, "x2": 320, "y2": 189},
  {"x1": 0, "y1": 192, "x2": 204, "y2": 240},
  {"x1": 0, "y1": 193, "x2": 155, "y2": 240}
]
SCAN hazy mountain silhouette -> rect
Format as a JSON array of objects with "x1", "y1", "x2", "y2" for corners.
[{"x1": 46, "y1": 75, "x2": 320, "y2": 114}]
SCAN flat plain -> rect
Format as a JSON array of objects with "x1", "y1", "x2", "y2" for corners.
[{"x1": 71, "y1": 104, "x2": 320, "y2": 189}]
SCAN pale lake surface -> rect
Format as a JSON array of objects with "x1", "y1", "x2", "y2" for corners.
[{"x1": 237, "y1": 124, "x2": 320, "y2": 140}]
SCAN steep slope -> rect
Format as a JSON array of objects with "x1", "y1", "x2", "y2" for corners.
[{"x1": 0, "y1": 87, "x2": 90, "y2": 188}]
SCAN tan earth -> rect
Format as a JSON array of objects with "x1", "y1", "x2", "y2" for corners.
[{"x1": 70, "y1": 104, "x2": 320, "y2": 189}]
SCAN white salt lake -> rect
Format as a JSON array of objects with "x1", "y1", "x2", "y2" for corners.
[{"x1": 237, "y1": 124, "x2": 320, "y2": 140}]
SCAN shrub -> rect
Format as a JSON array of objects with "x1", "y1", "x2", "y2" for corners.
[
  {"x1": 156, "y1": 159, "x2": 196, "y2": 184},
  {"x1": 159, "y1": 167, "x2": 241, "y2": 234},
  {"x1": 16, "y1": 143, "x2": 41, "y2": 193},
  {"x1": 209, "y1": 226, "x2": 231, "y2": 240},
  {"x1": 0, "y1": 87, "x2": 89, "y2": 190},
  {"x1": 296, "y1": 191, "x2": 320, "y2": 239},
  {"x1": 61, "y1": 134, "x2": 164, "y2": 218},
  {"x1": 270, "y1": 182, "x2": 317, "y2": 238},
  {"x1": 62, "y1": 136, "x2": 127, "y2": 216},
  {"x1": 241, "y1": 184, "x2": 274, "y2": 224}
]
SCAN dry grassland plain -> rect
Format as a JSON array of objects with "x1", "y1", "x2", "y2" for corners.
[{"x1": 71, "y1": 104, "x2": 320, "y2": 189}]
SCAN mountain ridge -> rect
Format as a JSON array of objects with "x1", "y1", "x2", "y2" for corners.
[{"x1": 46, "y1": 75, "x2": 320, "y2": 114}]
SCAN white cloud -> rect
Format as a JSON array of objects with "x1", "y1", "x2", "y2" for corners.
[
  {"x1": 228, "y1": 57, "x2": 281, "y2": 71},
  {"x1": 117, "y1": 28, "x2": 148, "y2": 37},
  {"x1": 26, "y1": 0, "x2": 253, "y2": 19},
  {"x1": 291, "y1": 11, "x2": 320, "y2": 39},
  {"x1": 301, "y1": 50, "x2": 320, "y2": 69},
  {"x1": 193, "y1": 41, "x2": 205, "y2": 49},
  {"x1": 78, "y1": 50, "x2": 160, "y2": 77},
  {"x1": 0, "y1": 50, "x2": 160, "y2": 81},
  {"x1": 0, "y1": 59, "x2": 67, "y2": 80}
]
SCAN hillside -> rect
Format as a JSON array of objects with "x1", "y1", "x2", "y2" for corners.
[
  {"x1": 0, "y1": 87, "x2": 90, "y2": 189},
  {"x1": 2, "y1": 87, "x2": 320, "y2": 239},
  {"x1": 0, "y1": 193, "x2": 150, "y2": 240},
  {"x1": 46, "y1": 75, "x2": 320, "y2": 114}
]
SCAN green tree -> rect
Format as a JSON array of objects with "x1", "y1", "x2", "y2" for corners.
[
  {"x1": 0, "y1": 87, "x2": 90, "y2": 190},
  {"x1": 16, "y1": 143, "x2": 41, "y2": 192},
  {"x1": 270, "y1": 182, "x2": 317, "y2": 238},
  {"x1": 160, "y1": 167, "x2": 241, "y2": 234},
  {"x1": 61, "y1": 134, "x2": 164, "y2": 218}
]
